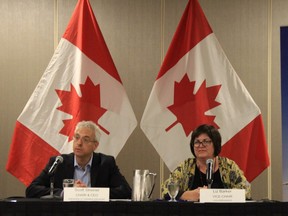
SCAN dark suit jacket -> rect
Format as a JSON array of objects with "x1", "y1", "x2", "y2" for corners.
[{"x1": 26, "y1": 152, "x2": 132, "y2": 199}]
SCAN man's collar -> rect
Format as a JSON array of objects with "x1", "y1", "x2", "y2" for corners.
[{"x1": 74, "y1": 154, "x2": 93, "y2": 169}]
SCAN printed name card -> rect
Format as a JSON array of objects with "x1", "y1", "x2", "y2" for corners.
[
  {"x1": 199, "y1": 189, "x2": 245, "y2": 203},
  {"x1": 63, "y1": 187, "x2": 109, "y2": 202}
]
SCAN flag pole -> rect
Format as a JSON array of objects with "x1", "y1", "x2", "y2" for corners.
[
  {"x1": 159, "y1": 0, "x2": 166, "y2": 198},
  {"x1": 267, "y1": 0, "x2": 272, "y2": 200},
  {"x1": 54, "y1": 0, "x2": 59, "y2": 50}
]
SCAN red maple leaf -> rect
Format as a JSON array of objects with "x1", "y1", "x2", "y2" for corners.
[
  {"x1": 55, "y1": 76, "x2": 109, "y2": 141},
  {"x1": 166, "y1": 73, "x2": 221, "y2": 136}
]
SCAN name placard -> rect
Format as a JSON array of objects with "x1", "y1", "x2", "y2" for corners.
[
  {"x1": 200, "y1": 189, "x2": 245, "y2": 203},
  {"x1": 63, "y1": 187, "x2": 109, "y2": 202}
]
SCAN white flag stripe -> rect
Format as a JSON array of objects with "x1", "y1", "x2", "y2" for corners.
[
  {"x1": 18, "y1": 39, "x2": 137, "y2": 156},
  {"x1": 141, "y1": 34, "x2": 261, "y2": 171}
]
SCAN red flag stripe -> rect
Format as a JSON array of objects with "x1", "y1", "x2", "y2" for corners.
[
  {"x1": 157, "y1": 0, "x2": 212, "y2": 80},
  {"x1": 221, "y1": 115, "x2": 270, "y2": 182},
  {"x1": 6, "y1": 121, "x2": 60, "y2": 186},
  {"x1": 62, "y1": 0, "x2": 122, "y2": 84}
]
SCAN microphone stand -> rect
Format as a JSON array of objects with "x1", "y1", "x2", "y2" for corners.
[
  {"x1": 40, "y1": 176, "x2": 61, "y2": 199},
  {"x1": 207, "y1": 180, "x2": 213, "y2": 189},
  {"x1": 206, "y1": 159, "x2": 214, "y2": 189}
]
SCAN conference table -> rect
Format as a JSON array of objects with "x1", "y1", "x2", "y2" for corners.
[{"x1": 1, "y1": 198, "x2": 288, "y2": 216}]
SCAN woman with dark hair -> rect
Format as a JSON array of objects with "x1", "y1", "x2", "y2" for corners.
[{"x1": 161, "y1": 124, "x2": 251, "y2": 201}]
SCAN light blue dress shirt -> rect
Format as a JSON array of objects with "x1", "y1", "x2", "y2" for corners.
[{"x1": 73, "y1": 155, "x2": 93, "y2": 187}]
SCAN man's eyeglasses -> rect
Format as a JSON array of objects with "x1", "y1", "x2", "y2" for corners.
[
  {"x1": 193, "y1": 139, "x2": 212, "y2": 147},
  {"x1": 73, "y1": 135, "x2": 97, "y2": 144}
]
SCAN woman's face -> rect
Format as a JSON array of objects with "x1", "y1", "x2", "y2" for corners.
[{"x1": 193, "y1": 133, "x2": 215, "y2": 160}]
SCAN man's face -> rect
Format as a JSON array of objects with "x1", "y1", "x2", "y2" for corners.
[{"x1": 73, "y1": 127, "x2": 98, "y2": 158}]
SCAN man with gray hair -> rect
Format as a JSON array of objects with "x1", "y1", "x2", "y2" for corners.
[{"x1": 26, "y1": 120, "x2": 132, "y2": 199}]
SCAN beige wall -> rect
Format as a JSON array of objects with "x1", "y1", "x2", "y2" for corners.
[{"x1": 0, "y1": 0, "x2": 284, "y2": 201}]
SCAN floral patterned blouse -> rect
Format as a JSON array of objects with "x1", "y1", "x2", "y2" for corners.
[{"x1": 161, "y1": 156, "x2": 251, "y2": 200}]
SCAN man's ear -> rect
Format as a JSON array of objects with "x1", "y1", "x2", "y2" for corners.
[{"x1": 93, "y1": 141, "x2": 99, "y2": 150}]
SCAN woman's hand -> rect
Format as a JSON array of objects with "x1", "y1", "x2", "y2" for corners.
[{"x1": 180, "y1": 186, "x2": 207, "y2": 201}]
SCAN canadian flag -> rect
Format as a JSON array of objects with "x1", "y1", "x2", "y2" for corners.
[
  {"x1": 6, "y1": 0, "x2": 137, "y2": 186},
  {"x1": 140, "y1": 0, "x2": 269, "y2": 182}
]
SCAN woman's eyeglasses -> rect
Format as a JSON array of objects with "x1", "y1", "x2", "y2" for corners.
[{"x1": 193, "y1": 139, "x2": 212, "y2": 147}]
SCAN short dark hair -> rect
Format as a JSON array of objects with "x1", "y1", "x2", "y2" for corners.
[{"x1": 190, "y1": 124, "x2": 222, "y2": 157}]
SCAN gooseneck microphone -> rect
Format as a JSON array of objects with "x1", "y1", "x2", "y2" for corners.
[
  {"x1": 48, "y1": 156, "x2": 63, "y2": 176},
  {"x1": 206, "y1": 158, "x2": 214, "y2": 188},
  {"x1": 41, "y1": 155, "x2": 64, "y2": 199}
]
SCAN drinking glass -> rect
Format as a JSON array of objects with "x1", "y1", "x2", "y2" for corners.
[
  {"x1": 63, "y1": 179, "x2": 75, "y2": 188},
  {"x1": 167, "y1": 181, "x2": 179, "y2": 202}
]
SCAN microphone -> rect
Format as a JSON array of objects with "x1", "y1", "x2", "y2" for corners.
[
  {"x1": 48, "y1": 156, "x2": 63, "y2": 176},
  {"x1": 206, "y1": 158, "x2": 214, "y2": 188}
]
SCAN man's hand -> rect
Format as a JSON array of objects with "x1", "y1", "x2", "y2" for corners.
[{"x1": 74, "y1": 179, "x2": 87, "y2": 187}]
